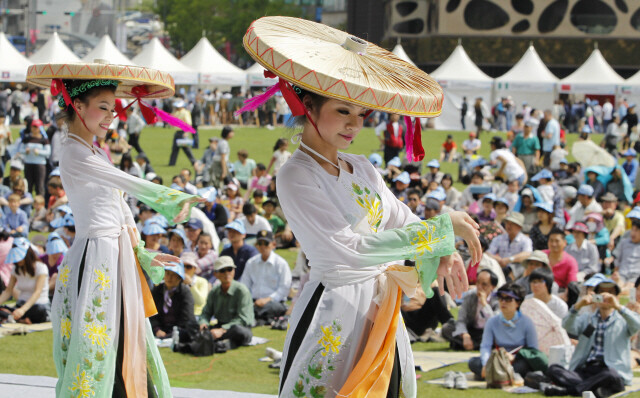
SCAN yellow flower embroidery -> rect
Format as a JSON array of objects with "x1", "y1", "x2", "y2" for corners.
[
  {"x1": 83, "y1": 322, "x2": 110, "y2": 352},
  {"x1": 60, "y1": 317, "x2": 72, "y2": 339},
  {"x1": 93, "y1": 269, "x2": 110, "y2": 292},
  {"x1": 69, "y1": 364, "x2": 94, "y2": 398},
  {"x1": 317, "y1": 325, "x2": 341, "y2": 357},
  {"x1": 59, "y1": 265, "x2": 70, "y2": 288},
  {"x1": 411, "y1": 222, "x2": 445, "y2": 256},
  {"x1": 353, "y1": 184, "x2": 383, "y2": 232}
]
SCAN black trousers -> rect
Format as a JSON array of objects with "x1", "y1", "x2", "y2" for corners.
[
  {"x1": 402, "y1": 286, "x2": 453, "y2": 337},
  {"x1": 219, "y1": 324, "x2": 252, "y2": 348},
  {"x1": 127, "y1": 132, "x2": 143, "y2": 154},
  {"x1": 384, "y1": 146, "x2": 402, "y2": 165},
  {"x1": 254, "y1": 301, "x2": 287, "y2": 323},
  {"x1": 469, "y1": 355, "x2": 532, "y2": 379},
  {"x1": 24, "y1": 163, "x2": 46, "y2": 196},
  {"x1": 546, "y1": 362, "x2": 625, "y2": 396},
  {"x1": 441, "y1": 320, "x2": 483, "y2": 351},
  {"x1": 168, "y1": 131, "x2": 196, "y2": 166}
]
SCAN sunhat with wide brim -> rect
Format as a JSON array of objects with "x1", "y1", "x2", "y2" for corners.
[
  {"x1": 26, "y1": 60, "x2": 175, "y2": 100},
  {"x1": 6, "y1": 237, "x2": 31, "y2": 264},
  {"x1": 239, "y1": 16, "x2": 443, "y2": 161},
  {"x1": 46, "y1": 232, "x2": 68, "y2": 255}
]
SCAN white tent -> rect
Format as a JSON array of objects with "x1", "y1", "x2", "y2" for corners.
[
  {"x1": 0, "y1": 32, "x2": 32, "y2": 82},
  {"x1": 180, "y1": 37, "x2": 245, "y2": 86},
  {"x1": 29, "y1": 32, "x2": 80, "y2": 64},
  {"x1": 495, "y1": 46, "x2": 558, "y2": 111},
  {"x1": 559, "y1": 49, "x2": 623, "y2": 95},
  {"x1": 430, "y1": 45, "x2": 493, "y2": 130},
  {"x1": 132, "y1": 37, "x2": 198, "y2": 85},
  {"x1": 82, "y1": 35, "x2": 135, "y2": 65},
  {"x1": 392, "y1": 43, "x2": 416, "y2": 67},
  {"x1": 621, "y1": 71, "x2": 640, "y2": 107},
  {"x1": 245, "y1": 63, "x2": 277, "y2": 87}
]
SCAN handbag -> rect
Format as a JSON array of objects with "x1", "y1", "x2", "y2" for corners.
[
  {"x1": 175, "y1": 328, "x2": 215, "y2": 357},
  {"x1": 485, "y1": 347, "x2": 516, "y2": 389},
  {"x1": 517, "y1": 347, "x2": 548, "y2": 372}
]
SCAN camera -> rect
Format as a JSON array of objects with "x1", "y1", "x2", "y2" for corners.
[{"x1": 592, "y1": 294, "x2": 604, "y2": 303}]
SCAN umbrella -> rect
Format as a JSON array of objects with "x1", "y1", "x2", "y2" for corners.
[
  {"x1": 520, "y1": 298, "x2": 571, "y2": 355},
  {"x1": 571, "y1": 140, "x2": 615, "y2": 168}
]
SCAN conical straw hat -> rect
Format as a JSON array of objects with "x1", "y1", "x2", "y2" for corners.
[
  {"x1": 243, "y1": 16, "x2": 443, "y2": 118},
  {"x1": 26, "y1": 60, "x2": 174, "y2": 99}
]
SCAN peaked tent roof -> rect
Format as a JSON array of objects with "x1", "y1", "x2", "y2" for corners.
[
  {"x1": 29, "y1": 32, "x2": 81, "y2": 64},
  {"x1": 132, "y1": 37, "x2": 198, "y2": 85},
  {"x1": 246, "y1": 62, "x2": 277, "y2": 87},
  {"x1": 430, "y1": 45, "x2": 492, "y2": 86},
  {"x1": 180, "y1": 37, "x2": 245, "y2": 86},
  {"x1": 560, "y1": 49, "x2": 623, "y2": 94},
  {"x1": 0, "y1": 32, "x2": 32, "y2": 82},
  {"x1": 496, "y1": 46, "x2": 557, "y2": 85},
  {"x1": 82, "y1": 35, "x2": 135, "y2": 65},
  {"x1": 392, "y1": 43, "x2": 416, "y2": 67}
]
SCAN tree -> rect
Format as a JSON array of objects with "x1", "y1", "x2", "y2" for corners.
[{"x1": 157, "y1": 0, "x2": 304, "y2": 61}]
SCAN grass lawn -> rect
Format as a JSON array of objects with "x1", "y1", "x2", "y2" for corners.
[{"x1": 1, "y1": 124, "x2": 606, "y2": 396}]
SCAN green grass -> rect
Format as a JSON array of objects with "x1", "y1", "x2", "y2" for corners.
[{"x1": 1, "y1": 125, "x2": 607, "y2": 395}]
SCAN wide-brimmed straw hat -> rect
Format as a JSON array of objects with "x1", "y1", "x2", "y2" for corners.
[
  {"x1": 26, "y1": 60, "x2": 175, "y2": 100},
  {"x1": 244, "y1": 17, "x2": 442, "y2": 117}
]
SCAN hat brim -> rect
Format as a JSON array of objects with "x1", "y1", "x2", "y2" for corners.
[
  {"x1": 26, "y1": 62, "x2": 175, "y2": 100},
  {"x1": 244, "y1": 16, "x2": 443, "y2": 118}
]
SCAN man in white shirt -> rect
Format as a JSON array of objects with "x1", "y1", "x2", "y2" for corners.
[
  {"x1": 462, "y1": 131, "x2": 481, "y2": 155},
  {"x1": 240, "y1": 230, "x2": 291, "y2": 325},
  {"x1": 489, "y1": 136, "x2": 526, "y2": 186},
  {"x1": 567, "y1": 184, "x2": 603, "y2": 229},
  {"x1": 602, "y1": 98, "x2": 613, "y2": 131},
  {"x1": 241, "y1": 203, "x2": 272, "y2": 238}
]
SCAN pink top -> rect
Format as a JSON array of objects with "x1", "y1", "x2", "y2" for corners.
[
  {"x1": 0, "y1": 237, "x2": 13, "y2": 287},
  {"x1": 543, "y1": 249, "x2": 578, "y2": 288}
]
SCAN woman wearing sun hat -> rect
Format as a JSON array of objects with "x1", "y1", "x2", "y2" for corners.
[
  {"x1": 27, "y1": 60, "x2": 202, "y2": 397},
  {"x1": 236, "y1": 17, "x2": 481, "y2": 397}
]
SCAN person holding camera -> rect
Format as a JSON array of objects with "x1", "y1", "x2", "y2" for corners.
[{"x1": 542, "y1": 278, "x2": 640, "y2": 397}]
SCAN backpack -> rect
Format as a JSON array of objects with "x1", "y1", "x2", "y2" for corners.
[{"x1": 486, "y1": 347, "x2": 516, "y2": 388}]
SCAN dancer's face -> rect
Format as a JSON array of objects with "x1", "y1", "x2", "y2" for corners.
[
  {"x1": 74, "y1": 90, "x2": 115, "y2": 139},
  {"x1": 308, "y1": 98, "x2": 367, "y2": 150}
]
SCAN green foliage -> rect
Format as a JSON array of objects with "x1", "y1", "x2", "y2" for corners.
[{"x1": 158, "y1": 0, "x2": 304, "y2": 58}]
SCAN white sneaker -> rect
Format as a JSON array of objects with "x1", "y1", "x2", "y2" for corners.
[
  {"x1": 265, "y1": 347, "x2": 282, "y2": 361},
  {"x1": 454, "y1": 372, "x2": 468, "y2": 390},
  {"x1": 443, "y1": 371, "x2": 456, "y2": 389}
]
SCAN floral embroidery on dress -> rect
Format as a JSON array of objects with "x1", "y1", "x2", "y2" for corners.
[
  {"x1": 293, "y1": 321, "x2": 344, "y2": 398},
  {"x1": 352, "y1": 183, "x2": 383, "y2": 233},
  {"x1": 70, "y1": 364, "x2": 95, "y2": 398},
  {"x1": 93, "y1": 269, "x2": 110, "y2": 291},
  {"x1": 59, "y1": 264, "x2": 70, "y2": 288},
  {"x1": 410, "y1": 221, "x2": 446, "y2": 256}
]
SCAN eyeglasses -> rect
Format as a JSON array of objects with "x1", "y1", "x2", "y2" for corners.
[
  {"x1": 216, "y1": 267, "x2": 234, "y2": 273},
  {"x1": 497, "y1": 295, "x2": 516, "y2": 302},
  {"x1": 184, "y1": 265, "x2": 195, "y2": 270},
  {"x1": 256, "y1": 241, "x2": 270, "y2": 246}
]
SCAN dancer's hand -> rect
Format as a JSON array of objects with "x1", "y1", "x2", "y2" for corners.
[
  {"x1": 174, "y1": 197, "x2": 206, "y2": 224},
  {"x1": 449, "y1": 211, "x2": 481, "y2": 266},
  {"x1": 151, "y1": 253, "x2": 181, "y2": 268},
  {"x1": 437, "y1": 252, "x2": 468, "y2": 300}
]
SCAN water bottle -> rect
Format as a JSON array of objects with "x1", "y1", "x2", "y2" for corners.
[{"x1": 171, "y1": 326, "x2": 180, "y2": 351}]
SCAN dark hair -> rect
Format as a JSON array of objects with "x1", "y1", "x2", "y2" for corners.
[
  {"x1": 479, "y1": 235, "x2": 489, "y2": 252},
  {"x1": 253, "y1": 189, "x2": 264, "y2": 198},
  {"x1": 632, "y1": 220, "x2": 640, "y2": 229},
  {"x1": 497, "y1": 282, "x2": 526, "y2": 307},
  {"x1": 548, "y1": 227, "x2": 565, "y2": 240},
  {"x1": 291, "y1": 88, "x2": 329, "y2": 127},
  {"x1": 242, "y1": 202, "x2": 257, "y2": 216},
  {"x1": 634, "y1": 275, "x2": 640, "y2": 289},
  {"x1": 407, "y1": 188, "x2": 422, "y2": 198},
  {"x1": 529, "y1": 267, "x2": 554, "y2": 294},
  {"x1": 55, "y1": 80, "x2": 117, "y2": 124},
  {"x1": 441, "y1": 173, "x2": 453, "y2": 184},
  {"x1": 490, "y1": 136, "x2": 505, "y2": 149},
  {"x1": 221, "y1": 126, "x2": 233, "y2": 139},
  {"x1": 471, "y1": 171, "x2": 484, "y2": 181},
  {"x1": 273, "y1": 138, "x2": 287, "y2": 151},
  {"x1": 197, "y1": 232, "x2": 212, "y2": 244},
  {"x1": 477, "y1": 268, "x2": 499, "y2": 287},
  {"x1": 152, "y1": 175, "x2": 163, "y2": 185},
  {"x1": 256, "y1": 163, "x2": 266, "y2": 171},
  {"x1": 565, "y1": 281, "x2": 580, "y2": 309},
  {"x1": 15, "y1": 248, "x2": 38, "y2": 277},
  {"x1": 120, "y1": 152, "x2": 133, "y2": 171},
  {"x1": 47, "y1": 175, "x2": 63, "y2": 189}
]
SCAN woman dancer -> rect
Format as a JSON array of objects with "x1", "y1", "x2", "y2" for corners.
[
  {"x1": 237, "y1": 17, "x2": 481, "y2": 397},
  {"x1": 27, "y1": 62, "x2": 201, "y2": 397}
]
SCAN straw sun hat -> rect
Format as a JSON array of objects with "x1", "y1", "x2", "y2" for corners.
[{"x1": 239, "y1": 16, "x2": 444, "y2": 161}]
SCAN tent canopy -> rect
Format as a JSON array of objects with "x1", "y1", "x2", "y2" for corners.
[
  {"x1": 392, "y1": 43, "x2": 416, "y2": 67},
  {"x1": 132, "y1": 37, "x2": 198, "y2": 85},
  {"x1": 29, "y1": 32, "x2": 80, "y2": 64},
  {"x1": 0, "y1": 32, "x2": 32, "y2": 82},
  {"x1": 559, "y1": 49, "x2": 623, "y2": 95},
  {"x1": 496, "y1": 46, "x2": 557, "y2": 89},
  {"x1": 82, "y1": 35, "x2": 135, "y2": 65},
  {"x1": 430, "y1": 45, "x2": 493, "y2": 130},
  {"x1": 180, "y1": 37, "x2": 245, "y2": 86},
  {"x1": 246, "y1": 62, "x2": 277, "y2": 87}
]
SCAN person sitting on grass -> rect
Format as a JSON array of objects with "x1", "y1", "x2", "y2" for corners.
[
  {"x1": 3, "y1": 193, "x2": 29, "y2": 237},
  {"x1": 150, "y1": 261, "x2": 199, "y2": 344},
  {"x1": 611, "y1": 220, "x2": 640, "y2": 293},
  {"x1": 240, "y1": 230, "x2": 291, "y2": 326},
  {"x1": 240, "y1": 203, "x2": 272, "y2": 239},
  {"x1": 183, "y1": 218, "x2": 203, "y2": 252},
  {"x1": 167, "y1": 228, "x2": 187, "y2": 257},
  {"x1": 439, "y1": 134, "x2": 457, "y2": 162},
  {"x1": 40, "y1": 232, "x2": 67, "y2": 298},
  {"x1": 565, "y1": 222, "x2": 600, "y2": 278},
  {"x1": 468, "y1": 282, "x2": 538, "y2": 380},
  {"x1": 442, "y1": 269, "x2": 499, "y2": 351},
  {"x1": 262, "y1": 199, "x2": 294, "y2": 249},
  {"x1": 544, "y1": 228, "x2": 579, "y2": 289},
  {"x1": 406, "y1": 189, "x2": 425, "y2": 217},
  {"x1": 194, "y1": 232, "x2": 218, "y2": 283},
  {"x1": 141, "y1": 220, "x2": 170, "y2": 254},
  {"x1": 199, "y1": 256, "x2": 254, "y2": 350},
  {"x1": 515, "y1": 250, "x2": 558, "y2": 295},
  {"x1": 181, "y1": 252, "x2": 209, "y2": 317},
  {"x1": 526, "y1": 267, "x2": 567, "y2": 319},
  {"x1": 542, "y1": 278, "x2": 640, "y2": 397},
  {"x1": 219, "y1": 220, "x2": 258, "y2": 281},
  {"x1": 487, "y1": 212, "x2": 532, "y2": 281},
  {"x1": 0, "y1": 238, "x2": 50, "y2": 324},
  {"x1": 29, "y1": 195, "x2": 47, "y2": 232}
]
